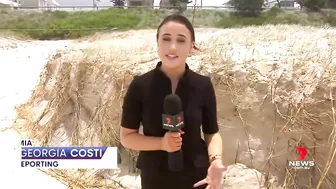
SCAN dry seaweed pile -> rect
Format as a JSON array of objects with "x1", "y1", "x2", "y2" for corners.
[{"x1": 13, "y1": 25, "x2": 336, "y2": 188}]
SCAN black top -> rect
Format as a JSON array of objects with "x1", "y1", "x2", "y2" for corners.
[{"x1": 121, "y1": 61, "x2": 219, "y2": 173}]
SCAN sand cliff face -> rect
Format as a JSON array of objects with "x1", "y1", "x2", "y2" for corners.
[
  {"x1": 0, "y1": 38, "x2": 70, "y2": 189},
  {"x1": 0, "y1": 35, "x2": 276, "y2": 189},
  {"x1": 2, "y1": 25, "x2": 336, "y2": 188}
]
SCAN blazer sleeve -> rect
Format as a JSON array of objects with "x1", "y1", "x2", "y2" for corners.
[
  {"x1": 121, "y1": 76, "x2": 142, "y2": 130},
  {"x1": 201, "y1": 77, "x2": 219, "y2": 134}
]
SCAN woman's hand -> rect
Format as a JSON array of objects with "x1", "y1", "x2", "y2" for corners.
[
  {"x1": 194, "y1": 160, "x2": 227, "y2": 189},
  {"x1": 160, "y1": 130, "x2": 184, "y2": 152}
]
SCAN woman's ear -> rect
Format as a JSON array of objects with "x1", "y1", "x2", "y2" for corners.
[
  {"x1": 189, "y1": 42, "x2": 194, "y2": 54},
  {"x1": 189, "y1": 43, "x2": 199, "y2": 57}
]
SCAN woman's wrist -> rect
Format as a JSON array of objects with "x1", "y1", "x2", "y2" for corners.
[
  {"x1": 211, "y1": 158, "x2": 223, "y2": 166},
  {"x1": 209, "y1": 154, "x2": 223, "y2": 165},
  {"x1": 159, "y1": 137, "x2": 165, "y2": 151}
]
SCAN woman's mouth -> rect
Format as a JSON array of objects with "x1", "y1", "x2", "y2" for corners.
[{"x1": 166, "y1": 54, "x2": 178, "y2": 60}]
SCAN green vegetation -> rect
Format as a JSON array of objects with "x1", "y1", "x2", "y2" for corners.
[
  {"x1": 301, "y1": 0, "x2": 329, "y2": 11},
  {"x1": 227, "y1": 0, "x2": 264, "y2": 16},
  {"x1": 0, "y1": 7, "x2": 335, "y2": 40}
]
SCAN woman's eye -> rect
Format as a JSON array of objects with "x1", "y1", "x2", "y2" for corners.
[{"x1": 162, "y1": 38, "x2": 185, "y2": 43}]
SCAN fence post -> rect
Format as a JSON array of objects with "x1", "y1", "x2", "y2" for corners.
[{"x1": 192, "y1": 0, "x2": 197, "y2": 25}]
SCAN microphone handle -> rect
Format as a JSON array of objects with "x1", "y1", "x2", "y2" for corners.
[{"x1": 167, "y1": 131, "x2": 184, "y2": 172}]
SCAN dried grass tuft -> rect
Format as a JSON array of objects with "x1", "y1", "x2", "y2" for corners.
[{"x1": 12, "y1": 25, "x2": 336, "y2": 188}]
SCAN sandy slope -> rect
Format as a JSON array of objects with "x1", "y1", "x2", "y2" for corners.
[
  {"x1": 2, "y1": 25, "x2": 335, "y2": 188},
  {"x1": 0, "y1": 38, "x2": 70, "y2": 189},
  {"x1": 0, "y1": 35, "x2": 275, "y2": 189}
]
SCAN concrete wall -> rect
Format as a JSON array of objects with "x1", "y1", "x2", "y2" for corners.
[{"x1": 20, "y1": 0, "x2": 40, "y2": 7}]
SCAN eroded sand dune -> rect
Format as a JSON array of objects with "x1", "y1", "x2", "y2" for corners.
[
  {"x1": 0, "y1": 38, "x2": 70, "y2": 189},
  {"x1": 1, "y1": 25, "x2": 336, "y2": 189}
]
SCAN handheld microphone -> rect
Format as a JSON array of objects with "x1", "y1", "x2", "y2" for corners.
[{"x1": 162, "y1": 94, "x2": 184, "y2": 172}]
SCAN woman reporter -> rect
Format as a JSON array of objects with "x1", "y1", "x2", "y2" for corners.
[{"x1": 120, "y1": 14, "x2": 226, "y2": 189}]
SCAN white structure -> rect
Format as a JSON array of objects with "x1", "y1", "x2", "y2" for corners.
[
  {"x1": 264, "y1": 0, "x2": 301, "y2": 8},
  {"x1": 19, "y1": 0, "x2": 38, "y2": 7},
  {"x1": 0, "y1": 0, "x2": 19, "y2": 8},
  {"x1": 20, "y1": 0, "x2": 60, "y2": 8}
]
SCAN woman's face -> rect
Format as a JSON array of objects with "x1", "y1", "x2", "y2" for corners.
[{"x1": 157, "y1": 21, "x2": 193, "y2": 70}]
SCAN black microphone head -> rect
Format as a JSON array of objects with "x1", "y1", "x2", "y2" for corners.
[{"x1": 163, "y1": 94, "x2": 182, "y2": 115}]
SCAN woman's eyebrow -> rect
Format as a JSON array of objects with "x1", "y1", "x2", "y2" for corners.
[{"x1": 162, "y1": 33, "x2": 187, "y2": 38}]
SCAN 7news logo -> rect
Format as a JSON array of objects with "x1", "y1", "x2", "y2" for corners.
[{"x1": 288, "y1": 146, "x2": 315, "y2": 169}]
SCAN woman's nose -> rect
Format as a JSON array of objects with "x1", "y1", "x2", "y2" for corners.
[{"x1": 169, "y1": 42, "x2": 177, "y2": 50}]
